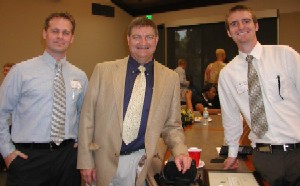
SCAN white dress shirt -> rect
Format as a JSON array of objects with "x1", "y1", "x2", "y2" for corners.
[{"x1": 218, "y1": 42, "x2": 300, "y2": 157}]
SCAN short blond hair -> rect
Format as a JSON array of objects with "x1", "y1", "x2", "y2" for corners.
[{"x1": 216, "y1": 49, "x2": 225, "y2": 55}]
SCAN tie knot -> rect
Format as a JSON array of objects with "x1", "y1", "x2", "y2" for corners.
[
  {"x1": 56, "y1": 63, "x2": 62, "y2": 72},
  {"x1": 246, "y1": 55, "x2": 254, "y2": 63},
  {"x1": 138, "y1": 65, "x2": 146, "y2": 73}
]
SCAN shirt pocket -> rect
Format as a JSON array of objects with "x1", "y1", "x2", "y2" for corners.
[{"x1": 264, "y1": 76, "x2": 286, "y2": 103}]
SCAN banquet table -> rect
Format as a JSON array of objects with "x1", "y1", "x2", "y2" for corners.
[
  {"x1": 182, "y1": 114, "x2": 251, "y2": 170},
  {"x1": 164, "y1": 114, "x2": 268, "y2": 185}
]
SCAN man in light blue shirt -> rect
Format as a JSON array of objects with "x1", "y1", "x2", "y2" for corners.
[
  {"x1": 0, "y1": 12, "x2": 88, "y2": 186},
  {"x1": 0, "y1": 62, "x2": 15, "y2": 172}
]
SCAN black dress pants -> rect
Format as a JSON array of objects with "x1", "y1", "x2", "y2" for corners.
[
  {"x1": 6, "y1": 142, "x2": 81, "y2": 186},
  {"x1": 253, "y1": 148, "x2": 300, "y2": 186},
  {"x1": 0, "y1": 154, "x2": 6, "y2": 171}
]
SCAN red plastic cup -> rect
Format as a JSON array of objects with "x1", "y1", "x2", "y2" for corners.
[{"x1": 188, "y1": 147, "x2": 201, "y2": 167}]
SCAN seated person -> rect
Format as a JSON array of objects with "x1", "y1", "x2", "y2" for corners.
[{"x1": 192, "y1": 83, "x2": 221, "y2": 115}]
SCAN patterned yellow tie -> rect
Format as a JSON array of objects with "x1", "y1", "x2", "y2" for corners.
[
  {"x1": 247, "y1": 55, "x2": 268, "y2": 138},
  {"x1": 122, "y1": 65, "x2": 146, "y2": 145},
  {"x1": 50, "y1": 63, "x2": 66, "y2": 145}
]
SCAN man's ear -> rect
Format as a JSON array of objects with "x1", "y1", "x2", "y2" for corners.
[
  {"x1": 227, "y1": 30, "x2": 232, "y2": 38},
  {"x1": 255, "y1": 22, "x2": 259, "y2": 32},
  {"x1": 70, "y1": 35, "x2": 74, "y2": 44},
  {"x1": 127, "y1": 35, "x2": 130, "y2": 46},
  {"x1": 42, "y1": 29, "x2": 47, "y2": 39}
]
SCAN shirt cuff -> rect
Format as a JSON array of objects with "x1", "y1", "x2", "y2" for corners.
[
  {"x1": 1, "y1": 143, "x2": 16, "y2": 158},
  {"x1": 228, "y1": 145, "x2": 239, "y2": 157}
]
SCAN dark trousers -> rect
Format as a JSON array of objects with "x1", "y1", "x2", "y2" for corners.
[
  {"x1": 6, "y1": 142, "x2": 81, "y2": 186},
  {"x1": 253, "y1": 148, "x2": 300, "y2": 186},
  {"x1": 0, "y1": 154, "x2": 6, "y2": 171}
]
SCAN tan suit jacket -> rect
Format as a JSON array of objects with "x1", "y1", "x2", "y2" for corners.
[{"x1": 77, "y1": 57, "x2": 188, "y2": 186}]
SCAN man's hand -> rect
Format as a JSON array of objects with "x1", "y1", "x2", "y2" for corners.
[
  {"x1": 80, "y1": 169, "x2": 96, "y2": 186},
  {"x1": 4, "y1": 150, "x2": 28, "y2": 168},
  {"x1": 223, "y1": 157, "x2": 239, "y2": 170},
  {"x1": 174, "y1": 154, "x2": 192, "y2": 174},
  {"x1": 73, "y1": 142, "x2": 78, "y2": 148}
]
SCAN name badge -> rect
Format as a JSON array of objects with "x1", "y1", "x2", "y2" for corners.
[
  {"x1": 235, "y1": 81, "x2": 248, "y2": 94},
  {"x1": 70, "y1": 80, "x2": 82, "y2": 100}
]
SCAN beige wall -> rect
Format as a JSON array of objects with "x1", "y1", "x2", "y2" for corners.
[
  {"x1": 0, "y1": 0, "x2": 132, "y2": 81},
  {"x1": 279, "y1": 11, "x2": 300, "y2": 49},
  {"x1": 1, "y1": 0, "x2": 300, "y2": 81}
]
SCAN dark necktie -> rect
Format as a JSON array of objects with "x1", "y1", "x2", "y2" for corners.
[
  {"x1": 247, "y1": 55, "x2": 268, "y2": 138},
  {"x1": 50, "y1": 63, "x2": 66, "y2": 145}
]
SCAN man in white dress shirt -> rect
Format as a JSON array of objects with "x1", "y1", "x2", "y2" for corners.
[{"x1": 218, "y1": 5, "x2": 300, "y2": 186}]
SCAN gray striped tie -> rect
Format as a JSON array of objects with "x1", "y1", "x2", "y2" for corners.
[
  {"x1": 247, "y1": 55, "x2": 268, "y2": 138},
  {"x1": 50, "y1": 63, "x2": 66, "y2": 145}
]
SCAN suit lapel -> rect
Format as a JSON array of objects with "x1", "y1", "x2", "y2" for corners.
[
  {"x1": 112, "y1": 57, "x2": 128, "y2": 129},
  {"x1": 147, "y1": 62, "x2": 166, "y2": 128}
]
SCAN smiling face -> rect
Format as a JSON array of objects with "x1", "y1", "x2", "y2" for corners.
[
  {"x1": 127, "y1": 26, "x2": 158, "y2": 65},
  {"x1": 226, "y1": 10, "x2": 259, "y2": 53},
  {"x1": 43, "y1": 17, "x2": 74, "y2": 61}
]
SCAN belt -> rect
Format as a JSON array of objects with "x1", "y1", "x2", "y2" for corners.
[
  {"x1": 120, "y1": 148, "x2": 143, "y2": 156},
  {"x1": 15, "y1": 139, "x2": 75, "y2": 151},
  {"x1": 255, "y1": 143, "x2": 300, "y2": 153}
]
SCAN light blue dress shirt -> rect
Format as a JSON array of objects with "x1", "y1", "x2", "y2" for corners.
[{"x1": 0, "y1": 52, "x2": 88, "y2": 157}]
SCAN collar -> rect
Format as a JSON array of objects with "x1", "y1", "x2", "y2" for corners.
[
  {"x1": 202, "y1": 93, "x2": 208, "y2": 102},
  {"x1": 42, "y1": 51, "x2": 67, "y2": 69},
  {"x1": 239, "y1": 42, "x2": 263, "y2": 62},
  {"x1": 128, "y1": 56, "x2": 154, "y2": 73}
]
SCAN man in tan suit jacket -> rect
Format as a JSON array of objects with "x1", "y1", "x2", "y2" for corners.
[{"x1": 77, "y1": 17, "x2": 191, "y2": 186}]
